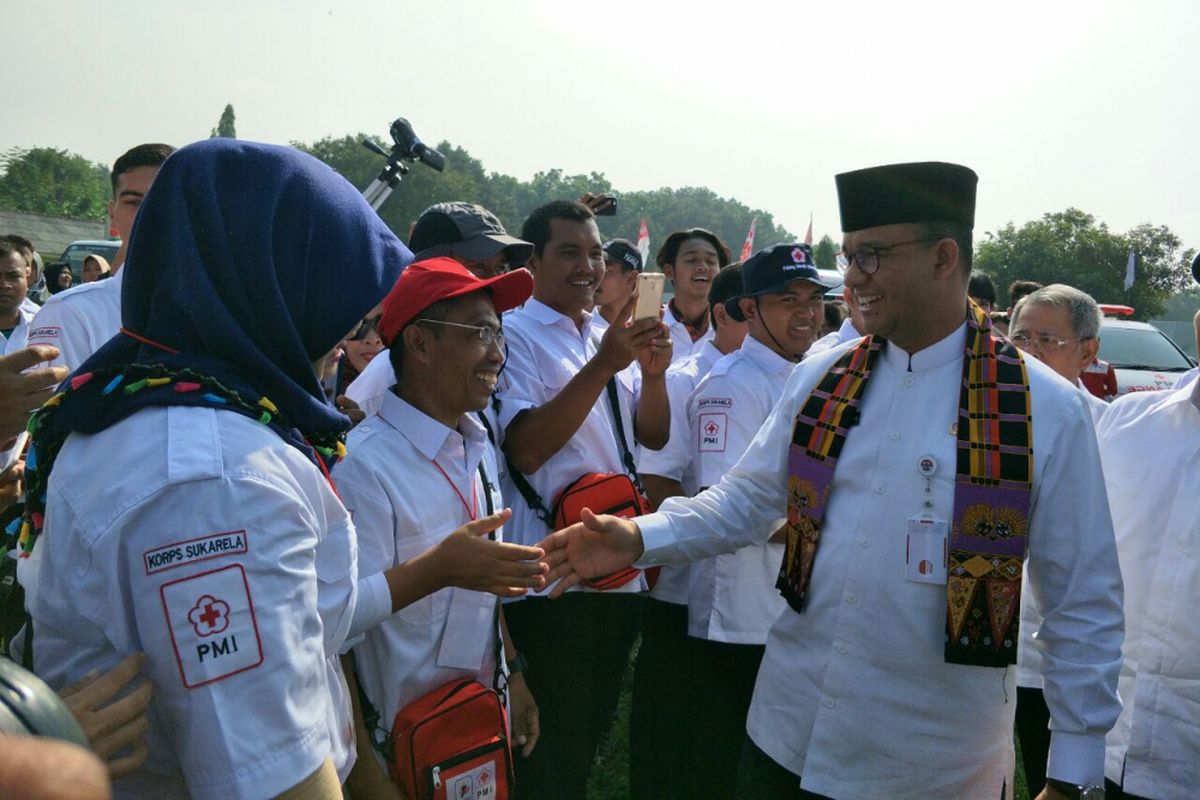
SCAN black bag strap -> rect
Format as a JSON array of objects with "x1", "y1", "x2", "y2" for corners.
[{"x1": 603, "y1": 377, "x2": 646, "y2": 496}]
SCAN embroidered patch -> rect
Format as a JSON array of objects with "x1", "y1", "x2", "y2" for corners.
[
  {"x1": 697, "y1": 397, "x2": 733, "y2": 409},
  {"x1": 143, "y1": 530, "x2": 248, "y2": 575},
  {"x1": 160, "y1": 564, "x2": 263, "y2": 688},
  {"x1": 698, "y1": 413, "x2": 727, "y2": 452},
  {"x1": 27, "y1": 325, "x2": 62, "y2": 341}
]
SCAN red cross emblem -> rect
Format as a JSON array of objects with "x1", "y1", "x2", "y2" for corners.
[
  {"x1": 188, "y1": 595, "x2": 230, "y2": 637},
  {"x1": 791, "y1": 247, "x2": 809, "y2": 264},
  {"x1": 705, "y1": 421, "x2": 719, "y2": 435}
]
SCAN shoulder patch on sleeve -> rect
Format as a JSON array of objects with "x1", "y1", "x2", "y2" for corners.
[
  {"x1": 28, "y1": 325, "x2": 62, "y2": 341},
  {"x1": 143, "y1": 530, "x2": 248, "y2": 575},
  {"x1": 698, "y1": 412, "x2": 727, "y2": 453},
  {"x1": 160, "y1": 564, "x2": 264, "y2": 688}
]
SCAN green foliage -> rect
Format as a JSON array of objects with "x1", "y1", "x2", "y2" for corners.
[
  {"x1": 210, "y1": 104, "x2": 237, "y2": 138},
  {"x1": 974, "y1": 208, "x2": 1196, "y2": 319},
  {"x1": 292, "y1": 135, "x2": 795, "y2": 260},
  {"x1": 0, "y1": 147, "x2": 110, "y2": 220},
  {"x1": 813, "y1": 234, "x2": 837, "y2": 270}
]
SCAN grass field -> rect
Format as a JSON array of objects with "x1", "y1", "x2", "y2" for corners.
[{"x1": 583, "y1": 640, "x2": 1033, "y2": 800}]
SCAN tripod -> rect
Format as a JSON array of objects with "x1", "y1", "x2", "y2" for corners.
[{"x1": 360, "y1": 117, "x2": 445, "y2": 211}]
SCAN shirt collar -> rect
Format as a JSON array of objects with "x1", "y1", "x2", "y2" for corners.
[
  {"x1": 698, "y1": 340, "x2": 724, "y2": 365},
  {"x1": 376, "y1": 390, "x2": 486, "y2": 460},
  {"x1": 837, "y1": 317, "x2": 860, "y2": 343},
  {"x1": 882, "y1": 322, "x2": 968, "y2": 373},
  {"x1": 524, "y1": 296, "x2": 595, "y2": 335},
  {"x1": 742, "y1": 334, "x2": 797, "y2": 376}
]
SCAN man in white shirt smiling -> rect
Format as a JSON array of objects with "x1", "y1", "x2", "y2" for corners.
[
  {"x1": 498, "y1": 199, "x2": 671, "y2": 798},
  {"x1": 335, "y1": 257, "x2": 548, "y2": 796},
  {"x1": 540, "y1": 162, "x2": 1123, "y2": 800}
]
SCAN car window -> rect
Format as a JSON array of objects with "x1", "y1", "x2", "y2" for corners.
[
  {"x1": 1099, "y1": 325, "x2": 1194, "y2": 371},
  {"x1": 61, "y1": 243, "x2": 121, "y2": 279}
]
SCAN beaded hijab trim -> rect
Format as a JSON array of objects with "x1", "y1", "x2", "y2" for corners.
[{"x1": 2, "y1": 363, "x2": 346, "y2": 559}]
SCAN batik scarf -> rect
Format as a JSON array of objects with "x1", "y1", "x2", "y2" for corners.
[{"x1": 778, "y1": 301, "x2": 1033, "y2": 667}]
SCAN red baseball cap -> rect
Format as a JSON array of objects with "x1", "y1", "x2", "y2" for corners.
[{"x1": 378, "y1": 257, "x2": 533, "y2": 346}]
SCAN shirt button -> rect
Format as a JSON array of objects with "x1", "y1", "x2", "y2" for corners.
[
  {"x1": 889, "y1": 431, "x2": 901, "y2": 440},
  {"x1": 835, "y1": 643, "x2": 848, "y2": 654},
  {"x1": 873, "y1": 484, "x2": 886, "y2": 495},
  {"x1": 824, "y1": 699, "x2": 836, "y2": 709},
  {"x1": 846, "y1": 594, "x2": 858, "y2": 605},
  {"x1": 904, "y1": 377, "x2": 915, "y2": 387},
  {"x1": 859, "y1": 539, "x2": 871, "y2": 548}
]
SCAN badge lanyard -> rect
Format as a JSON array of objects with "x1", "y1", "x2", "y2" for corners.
[{"x1": 430, "y1": 459, "x2": 478, "y2": 521}]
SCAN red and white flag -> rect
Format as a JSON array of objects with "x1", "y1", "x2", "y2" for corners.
[
  {"x1": 636, "y1": 217, "x2": 651, "y2": 268},
  {"x1": 739, "y1": 217, "x2": 757, "y2": 262},
  {"x1": 804, "y1": 213, "x2": 813, "y2": 246}
]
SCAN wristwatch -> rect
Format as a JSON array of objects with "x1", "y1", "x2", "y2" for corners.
[
  {"x1": 506, "y1": 651, "x2": 528, "y2": 676},
  {"x1": 1046, "y1": 778, "x2": 1105, "y2": 799}
]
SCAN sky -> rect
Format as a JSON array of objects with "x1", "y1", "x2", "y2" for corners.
[{"x1": 7, "y1": 0, "x2": 1200, "y2": 253}]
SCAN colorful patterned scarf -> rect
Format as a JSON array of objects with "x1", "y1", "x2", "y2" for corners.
[{"x1": 778, "y1": 302, "x2": 1033, "y2": 667}]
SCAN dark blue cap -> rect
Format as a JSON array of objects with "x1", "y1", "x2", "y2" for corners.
[{"x1": 725, "y1": 243, "x2": 834, "y2": 322}]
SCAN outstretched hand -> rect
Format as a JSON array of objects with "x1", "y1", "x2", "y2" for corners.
[
  {"x1": 0, "y1": 346, "x2": 67, "y2": 440},
  {"x1": 537, "y1": 508, "x2": 645, "y2": 597},
  {"x1": 431, "y1": 509, "x2": 549, "y2": 597}
]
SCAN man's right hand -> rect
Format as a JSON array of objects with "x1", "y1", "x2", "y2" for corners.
[
  {"x1": 537, "y1": 508, "x2": 645, "y2": 597},
  {"x1": 0, "y1": 346, "x2": 67, "y2": 439},
  {"x1": 594, "y1": 295, "x2": 667, "y2": 376},
  {"x1": 431, "y1": 509, "x2": 550, "y2": 597}
]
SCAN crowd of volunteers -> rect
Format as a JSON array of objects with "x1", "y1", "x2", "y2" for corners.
[{"x1": 0, "y1": 140, "x2": 1196, "y2": 800}]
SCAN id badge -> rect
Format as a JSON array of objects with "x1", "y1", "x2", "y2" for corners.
[
  {"x1": 904, "y1": 513, "x2": 948, "y2": 584},
  {"x1": 436, "y1": 589, "x2": 493, "y2": 671}
]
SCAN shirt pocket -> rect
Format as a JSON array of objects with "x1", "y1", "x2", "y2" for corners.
[{"x1": 392, "y1": 522, "x2": 458, "y2": 627}]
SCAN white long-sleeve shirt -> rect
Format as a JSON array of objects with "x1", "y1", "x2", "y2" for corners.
[
  {"x1": 1097, "y1": 381, "x2": 1200, "y2": 800},
  {"x1": 636, "y1": 323, "x2": 1124, "y2": 798}
]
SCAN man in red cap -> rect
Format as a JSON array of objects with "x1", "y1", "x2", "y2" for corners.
[{"x1": 334, "y1": 258, "x2": 547, "y2": 797}]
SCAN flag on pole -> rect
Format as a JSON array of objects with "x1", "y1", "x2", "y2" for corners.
[
  {"x1": 636, "y1": 217, "x2": 651, "y2": 269},
  {"x1": 804, "y1": 213, "x2": 813, "y2": 246},
  {"x1": 1123, "y1": 249, "x2": 1136, "y2": 291},
  {"x1": 739, "y1": 217, "x2": 757, "y2": 262}
]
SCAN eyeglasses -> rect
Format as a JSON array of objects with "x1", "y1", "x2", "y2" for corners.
[
  {"x1": 843, "y1": 236, "x2": 944, "y2": 275},
  {"x1": 1009, "y1": 332, "x2": 1088, "y2": 352},
  {"x1": 350, "y1": 316, "x2": 380, "y2": 341},
  {"x1": 463, "y1": 260, "x2": 512, "y2": 278},
  {"x1": 415, "y1": 318, "x2": 506, "y2": 347}
]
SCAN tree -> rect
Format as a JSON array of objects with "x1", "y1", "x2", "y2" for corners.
[
  {"x1": 0, "y1": 147, "x2": 109, "y2": 219},
  {"x1": 813, "y1": 235, "x2": 837, "y2": 270},
  {"x1": 974, "y1": 208, "x2": 1195, "y2": 320},
  {"x1": 293, "y1": 134, "x2": 796, "y2": 256},
  {"x1": 210, "y1": 104, "x2": 237, "y2": 138}
]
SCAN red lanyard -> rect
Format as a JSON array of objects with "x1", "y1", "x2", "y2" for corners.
[{"x1": 430, "y1": 459, "x2": 478, "y2": 521}]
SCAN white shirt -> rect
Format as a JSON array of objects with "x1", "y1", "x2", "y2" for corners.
[
  {"x1": 687, "y1": 336, "x2": 792, "y2": 643},
  {"x1": 1097, "y1": 381, "x2": 1200, "y2": 799},
  {"x1": 335, "y1": 393, "x2": 503, "y2": 767},
  {"x1": 1175, "y1": 365, "x2": 1198, "y2": 389},
  {"x1": 27, "y1": 268, "x2": 124, "y2": 372},
  {"x1": 636, "y1": 340, "x2": 724, "y2": 604},
  {"x1": 497, "y1": 297, "x2": 645, "y2": 594},
  {"x1": 1017, "y1": 379, "x2": 1109, "y2": 689},
  {"x1": 807, "y1": 317, "x2": 862, "y2": 357},
  {"x1": 21, "y1": 405, "x2": 359, "y2": 799},
  {"x1": 663, "y1": 302, "x2": 714, "y2": 364},
  {"x1": 1, "y1": 302, "x2": 36, "y2": 354},
  {"x1": 636, "y1": 324, "x2": 1124, "y2": 797}
]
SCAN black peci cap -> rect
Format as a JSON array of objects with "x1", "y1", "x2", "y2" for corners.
[{"x1": 836, "y1": 162, "x2": 978, "y2": 233}]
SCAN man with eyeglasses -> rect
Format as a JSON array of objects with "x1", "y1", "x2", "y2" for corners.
[
  {"x1": 539, "y1": 162, "x2": 1122, "y2": 800},
  {"x1": 343, "y1": 201, "x2": 534, "y2": 424},
  {"x1": 333, "y1": 257, "x2": 547, "y2": 796},
  {"x1": 1005, "y1": 283, "x2": 1109, "y2": 796}
]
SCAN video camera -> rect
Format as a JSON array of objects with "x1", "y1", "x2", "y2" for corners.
[{"x1": 361, "y1": 117, "x2": 445, "y2": 211}]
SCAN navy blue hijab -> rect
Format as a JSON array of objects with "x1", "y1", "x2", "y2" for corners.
[{"x1": 53, "y1": 139, "x2": 411, "y2": 457}]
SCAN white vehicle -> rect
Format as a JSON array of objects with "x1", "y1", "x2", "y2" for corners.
[{"x1": 1098, "y1": 306, "x2": 1196, "y2": 395}]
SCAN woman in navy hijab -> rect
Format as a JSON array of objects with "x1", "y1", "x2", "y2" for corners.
[{"x1": 17, "y1": 139, "x2": 410, "y2": 799}]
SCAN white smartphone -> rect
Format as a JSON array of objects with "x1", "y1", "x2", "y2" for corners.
[{"x1": 634, "y1": 273, "x2": 666, "y2": 321}]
